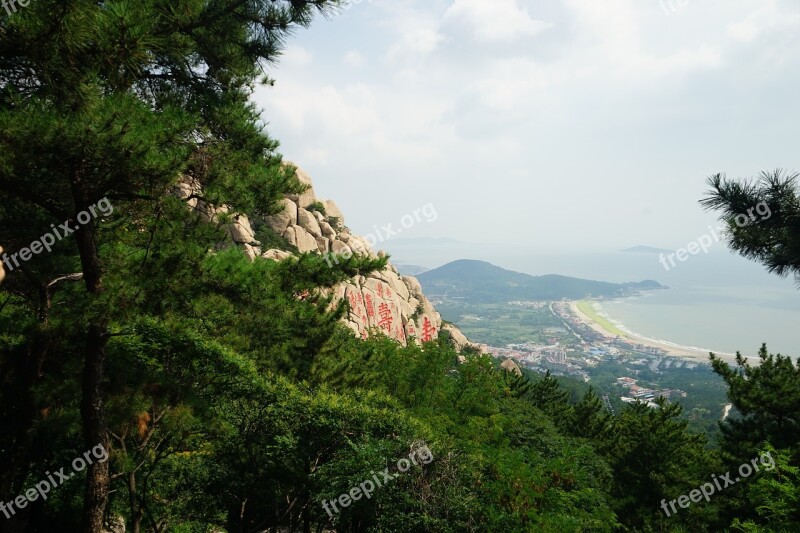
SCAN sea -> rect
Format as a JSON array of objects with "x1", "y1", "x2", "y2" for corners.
[{"x1": 384, "y1": 240, "x2": 800, "y2": 359}]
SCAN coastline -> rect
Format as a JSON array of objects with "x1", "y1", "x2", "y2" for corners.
[{"x1": 569, "y1": 300, "x2": 739, "y2": 363}]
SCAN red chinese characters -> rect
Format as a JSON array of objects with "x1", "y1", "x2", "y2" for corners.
[
  {"x1": 348, "y1": 292, "x2": 358, "y2": 310},
  {"x1": 377, "y1": 302, "x2": 393, "y2": 332},
  {"x1": 365, "y1": 294, "x2": 375, "y2": 318},
  {"x1": 421, "y1": 317, "x2": 436, "y2": 342}
]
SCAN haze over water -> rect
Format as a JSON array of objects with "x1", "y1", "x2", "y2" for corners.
[{"x1": 386, "y1": 241, "x2": 800, "y2": 359}]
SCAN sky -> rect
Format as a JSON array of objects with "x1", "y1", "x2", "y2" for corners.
[{"x1": 252, "y1": 0, "x2": 800, "y2": 254}]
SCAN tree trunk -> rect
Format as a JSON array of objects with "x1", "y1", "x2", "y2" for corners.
[
  {"x1": 81, "y1": 323, "x2": 110, "y2": 533},
  {"x1": 129, "y1": 471, "x2": 141, "y2": 533},
  {"x1": 71, "y1": 182, "x2": 110, "y2": 533}
]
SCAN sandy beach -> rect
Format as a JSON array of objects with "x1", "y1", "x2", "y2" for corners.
[{"x1": 569, "y1": 301, "x2": 739, "y2": 363}]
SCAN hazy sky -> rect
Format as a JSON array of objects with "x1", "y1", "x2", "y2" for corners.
[{"x1": 252, "y1": 0, "x2": 800, "y2": 253}]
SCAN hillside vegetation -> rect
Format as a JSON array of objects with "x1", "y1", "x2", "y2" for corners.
[
  {"x1": 0, "y1": 2, "x2": 798, "y2": 532},
  {"x1": 418, "y1": 259, "x2": 665, "y2": 303}
]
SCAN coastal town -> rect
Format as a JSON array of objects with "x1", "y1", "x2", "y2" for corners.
[{"x1": 480, "y1": 300, "x2": 694, "y2": 407}]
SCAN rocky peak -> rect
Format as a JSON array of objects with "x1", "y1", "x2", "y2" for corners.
[{"x1": 177, "y1": 163, "x2": 473, "y2": 350}]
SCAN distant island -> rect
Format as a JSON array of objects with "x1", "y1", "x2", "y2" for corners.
[
  {"x1": 417, "y1": 259, "x2": 667, "y2": 304},
  {"x1": 620, "y1": 245, "x2": 673, "y2": 254}
]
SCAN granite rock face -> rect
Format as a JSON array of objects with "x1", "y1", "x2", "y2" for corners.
[
  {"x1": 262, "y1": 163, "x2": 462, "y2": 348},
  {"x1": 176, "y1": 163, "x2": 473, "y2": 350},
  {"x1": 500, "y1": 358, "x2": 522, "y2": 376}
]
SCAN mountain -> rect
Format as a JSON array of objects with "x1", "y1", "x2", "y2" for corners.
[
  {"x1": 394, "y1": 263, "x2": 431, "y2": 276},
  {"x1": 417, "y1": 259, "x2": 666, "y2": 303},
  {"x1": 621, "y1": 245, "x2": 672, "y2": 254},
  {"x1": 185, "y1": 163, "x2": 472, "y2": 350},
  {"x1": 385, "y1": 237, "x2": 462, "y2": 246}
]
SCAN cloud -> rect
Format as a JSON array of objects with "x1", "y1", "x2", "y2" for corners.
[
  {"x1": 726, "y1": 0, "x2": 800, "y2": 43},
  {"x1": 280, "y1": 45, "x2": 313, "y2": 66},
  {"x1": 343, "y1": 50, "x2": 366, "y2": 67},
  {"x1": 255, "y1": 0, "x2": 800, "y2": 248},
  {"x1": 560, "y1": 0, "x2": 723, "y2": 78},
  {"x1": 444, "y1": 0, "x2": 552, "y2": 43},
  {"x1": 386, "y1": 28, "x2": 444, "y2": 61}
]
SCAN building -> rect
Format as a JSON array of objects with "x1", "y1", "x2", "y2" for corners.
[
  {"x1": 620, "y1": 397, "x2": 660, "y2": 409},
  {"x1": 616, "y1": 377, "x2": 637, "y2": 388}
]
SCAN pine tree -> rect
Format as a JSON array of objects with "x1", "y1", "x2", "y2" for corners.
[
  {"x1": 525, "y1": 370, "x2": 572, "y2": 419},
  {"x1": 700, "y1": 170, "x2": 800, "y2": 285},
  {"x1": 711, "y1": 345, "x2": 800, "y2": 464},
  {"x1": 569, "y1": 387, "x2": 612, "y2": 440},
  {"x1": 0, "y1": 2, "x2": 343, "y2": 530}
]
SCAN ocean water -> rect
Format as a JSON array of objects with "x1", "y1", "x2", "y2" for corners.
[
  {"x1": 385, "y1": 241, "x2": 800, "y2": 358},
  {"x1": 526, "y1": 251, "x2": 800, "y2": 358},
  {"x1": 597, "y1": 285, "x2": 799, "y2": 357}
]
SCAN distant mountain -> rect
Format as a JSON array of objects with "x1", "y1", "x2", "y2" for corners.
[
  {"x1": 394, "y1": 263, "x2": 430, "y2": 276},
  {"x1": 385, "y1": 237, "x2": 462, "y2": 247},
  {"x1": 417, "y1": 259, "x2": 666, "y2": 303},
  {"x1": 621, "y1": 245, "x2": 672, "y2": 254}
]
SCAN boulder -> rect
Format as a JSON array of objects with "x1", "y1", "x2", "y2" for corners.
[
  {"x1": 283, "y1": 225, "x2": 319, "y2": 253},
  {"x1": 385, "y1": 271, "x2": 410, "y2": 301},
  {"x1": 320, "y1": 220, "x2": 336, "y2": 238},
  {"x1": 243, "y1": 243, "x2": 260, "y2": 261},
  {"x1": 348, "y1": 236, "x2": 374, "y2": 257},
  {"x1": 286, "y1": 164, "x2": 317, "y2": 208},
  {"x1": 324, "y1": 200, "x2": 345, "y2": 225},
  {"x1": 262, "y1": 249, "x2": 292, "y2": 261},
  {"x1": 316, "y1": 237, "x2": 330, "y2": 254},
  {"x1": 265, "y1": 198, "x2": 298, "y2": 234},
  {"x1": 297, "y1": 208, "x2": 322, "y2": 238},
  {"x1": 175, "y1": 179, "x2": 202, "y2": 210},
  {"x1": 500, "y1": 358, "x2": 522, "y2": 376},
  {"x1": 227, "y1": 213, "x2": 257, "y2": 244},
  {"x1": 331, "y1": 240, "x2": 352, "y2": 257},
  {"x1": 402, "y1": 276, "x2": 423, "y2": 297},
  {"x1": 443, "y1": 323, "x2": 470, "y2": 351}
]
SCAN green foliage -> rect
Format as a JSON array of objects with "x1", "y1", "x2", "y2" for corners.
[
  {"x1": 568, "y1": 387, "x2": 613, "y2": 441},
  {"x1": 606, "y1": 399, "x2": 715, "y2": 531},
  {"x1": 327, "y1": 216, "x2": 343, "y2": 230},
  {"x1": 701, "y1": 167, "x2": 800, "y2": 531},
  {"x1": 732, "y1": 445, "x2": 800, "y2": 531},
  {"x1": 712, "y1": 345, "x2": 800, "y2": 460},
  {"x1": 701, "y1": 170, "x2": 800, "y2": 285},
  {"x1": 307, "y1": 201, "x2": 327, "y2": 215},
  {"x1": 2, "y1": 1, "x2": 799, "y2": 532}
]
